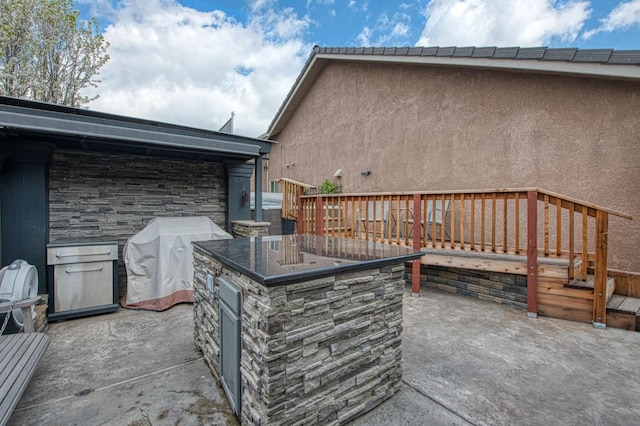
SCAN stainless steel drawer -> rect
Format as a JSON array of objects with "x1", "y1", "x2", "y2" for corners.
[
  {"x1": 47, "y1": 243, "x2": 118, "y2": 265},
  {"x1": 53, "y1": 260, "x2": 114, "y2": 312}
]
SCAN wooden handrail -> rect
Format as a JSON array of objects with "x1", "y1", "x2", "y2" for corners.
[
  {"x1": 277, "y1": 177, "x2": 316, "y2": 189},
  {"x1": 537, "y1": 188, "x2": 631, "y2": 220}
]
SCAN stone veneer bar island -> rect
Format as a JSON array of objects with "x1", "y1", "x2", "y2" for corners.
[{"x1": 192, "y1": 234, "x2": 423, "y2": 425}]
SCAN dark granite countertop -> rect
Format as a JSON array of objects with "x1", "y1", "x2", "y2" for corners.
[{"x1": 193, "y1": 235, "x2": 423, "y2": 287}]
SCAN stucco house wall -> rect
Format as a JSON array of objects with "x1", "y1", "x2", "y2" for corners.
[{"x1": 267, "y1": 60, "x2": 640, "y2": 272}]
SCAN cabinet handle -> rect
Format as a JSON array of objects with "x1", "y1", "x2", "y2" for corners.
[
  {"x1": 65, "y1": 266, "x2": 104, "y2": 274},
  {"x1": 56, "y1": 250, "x2": 111, "y2": 258}
]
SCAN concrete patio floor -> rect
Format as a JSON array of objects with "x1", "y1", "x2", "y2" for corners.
[{"x1": 9, "y1": 287, "x2": 640, "y2": 425}]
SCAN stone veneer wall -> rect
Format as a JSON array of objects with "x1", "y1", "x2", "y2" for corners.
[
  {"x1": 415, "y1": 264, "x2": 528, "y2": 310},
  {"x1": 193, "y1": 246, "x2": 406, "y2": 425},
  {"x1": 49, "y1": 150, "x2": 226, "y2": 296}
]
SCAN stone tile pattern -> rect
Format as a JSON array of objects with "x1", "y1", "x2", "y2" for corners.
[
  {"x1": 415, "y1": 264, "x2": 528, "y2": 309},
  {"x1": 193, "y1": 247, "x2": 405, "y2": 425},
  {"x1": 231, "y1": 220, "x2": 270, "y2": 238},
  {"x1": 49, "y1": 150, "x2": 226, "y2": 295}
]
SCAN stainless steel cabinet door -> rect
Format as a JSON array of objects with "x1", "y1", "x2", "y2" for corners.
[{"x1": 53, "y1": 261, "x2": 114, "y2": 312}]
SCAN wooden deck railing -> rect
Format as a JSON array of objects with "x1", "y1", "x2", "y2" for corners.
[{"x1": 280, "y1": 184, "x2": 632, "y2": 327}]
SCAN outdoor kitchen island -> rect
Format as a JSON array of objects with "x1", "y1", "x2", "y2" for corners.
[{"x1": 192, "y1": 234, "x2": 423, "y2": 425}]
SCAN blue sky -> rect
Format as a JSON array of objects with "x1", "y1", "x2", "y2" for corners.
[{"x1": 75, "y1": 0, "x2": 640, "y2": 136}]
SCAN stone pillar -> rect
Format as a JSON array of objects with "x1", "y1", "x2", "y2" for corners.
[{"x1": 231, "y1": 220, "x2": 270, "y2": 238}]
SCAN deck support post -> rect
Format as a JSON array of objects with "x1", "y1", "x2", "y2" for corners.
[
  {"x1": 412, "y1": 194, "x2": 422, "y2": 297},
  {"x1": 593, "y1": 210, "x2": 608, "y2": 329},
  {"x1": 315, "y1": 196, "x2": 324, "y2": 236},
  {"x1": 296, "y1": 187, "x2": 303, "y2": 234},
  {"x1": 527, "y1": 190, "x2": 538, "y2": 318}
]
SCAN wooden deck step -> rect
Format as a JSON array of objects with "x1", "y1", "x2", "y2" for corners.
[
  {"x1": 566, "y1": 276, "x2": 616, "y2": 302},
  {"x1": 606, "y1": 295, "x2": 640, "y2": 331},
  {"x1": 607, "y1": 294, "x2": 640, "y2": 314}
]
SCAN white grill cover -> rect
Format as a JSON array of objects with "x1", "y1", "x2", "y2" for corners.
[{"x1": 122, "y1": 217, "x2": 231, "y2": 311}]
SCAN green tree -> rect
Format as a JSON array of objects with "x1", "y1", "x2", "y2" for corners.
[{"x1": 0, "y1": 0, "x2": 109, "y2": 106}]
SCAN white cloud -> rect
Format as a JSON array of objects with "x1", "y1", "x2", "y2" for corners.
[
  {"x1": 583, "y1": 0, "x2": 640, "y2": 39},
  {"x1": 357, "y1": 26, "x2": 373, "y2": 45},
  {"x1": 391, "y1": 22, "x2": 410, "y2": 38},
  {"x1": 417, "y1": 0, "x2": 591, "y2": 47},
  {"x1": 355, "y1": 11, "x2": 413, "y2": 45},
  {"x1": 348, "y1": 1, "x2": 368, "y2": 13},
  {"x1": 82, "y1": 0, "x2": 311, "y2": 137}
]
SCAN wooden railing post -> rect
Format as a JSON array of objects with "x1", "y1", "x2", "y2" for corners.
[
  {"x1": 527, "y1": 190, "x2": 538, "y2": 318},
  {"x1": 315, "y1": 195, "x2": 324, "y2": 236},
  {"x1": 593, "y1": 210, "x2": 609, "y2": 329},
  {"x1": 412, "y1": 194, "x2": 422, "y2": 297}
]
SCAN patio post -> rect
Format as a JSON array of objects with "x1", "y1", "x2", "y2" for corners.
[
  {"x1": 254, "y1": 156, "x2": 263, "y2": 222},
  {"x1": 412, "y1": 194, "x2": 422, "y2": 296},
  {"x1": 527, "y1": 190, "x2": 538, "y2": 318}
]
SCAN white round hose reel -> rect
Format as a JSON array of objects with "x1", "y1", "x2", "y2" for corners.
[{"x1": 0, "y1": 259, "x2": 38, "y2": 333}]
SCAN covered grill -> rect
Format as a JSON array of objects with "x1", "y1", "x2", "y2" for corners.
[{"x1": 122, "y1": 217, "x2": 231, "y2": 311}]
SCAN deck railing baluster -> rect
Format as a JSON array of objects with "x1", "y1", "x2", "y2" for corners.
[
  {"x1": 503, "y1": 193, "x2": 508, "y2": 254},
  {"x1": 470, "y1": 194, "x2": 475, "y2": 251},
  {"x1": 569, "y1": 203, "x2": 575, "y2": 280},
  {"x1": 582, "y1": 206, "x2": 588, "y2": 280},
  {"x1": 441, "y1": 193, "x2": 446, "y2": 248},
  {"x1": 544, "y1": 194, "x2": 550, "y2": 256},
  {"x1": 481, "y1": 194, "x2": 486, "y2": 252},
  {"x1": 515, "y1": 192, "x2": 520, "y2": 254},
  {"x1": 450, "y1": 194, "x2": 455, "y2": 249},
  {"x1": 460, "y1": 194, "x2": 465, "y2": 250},
  {"x1": 491, "y1": 193, "x2": 496, "y2": 252},
  {"x1": 556, "y1": 196, "x2": 562, "y2": 257}
]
